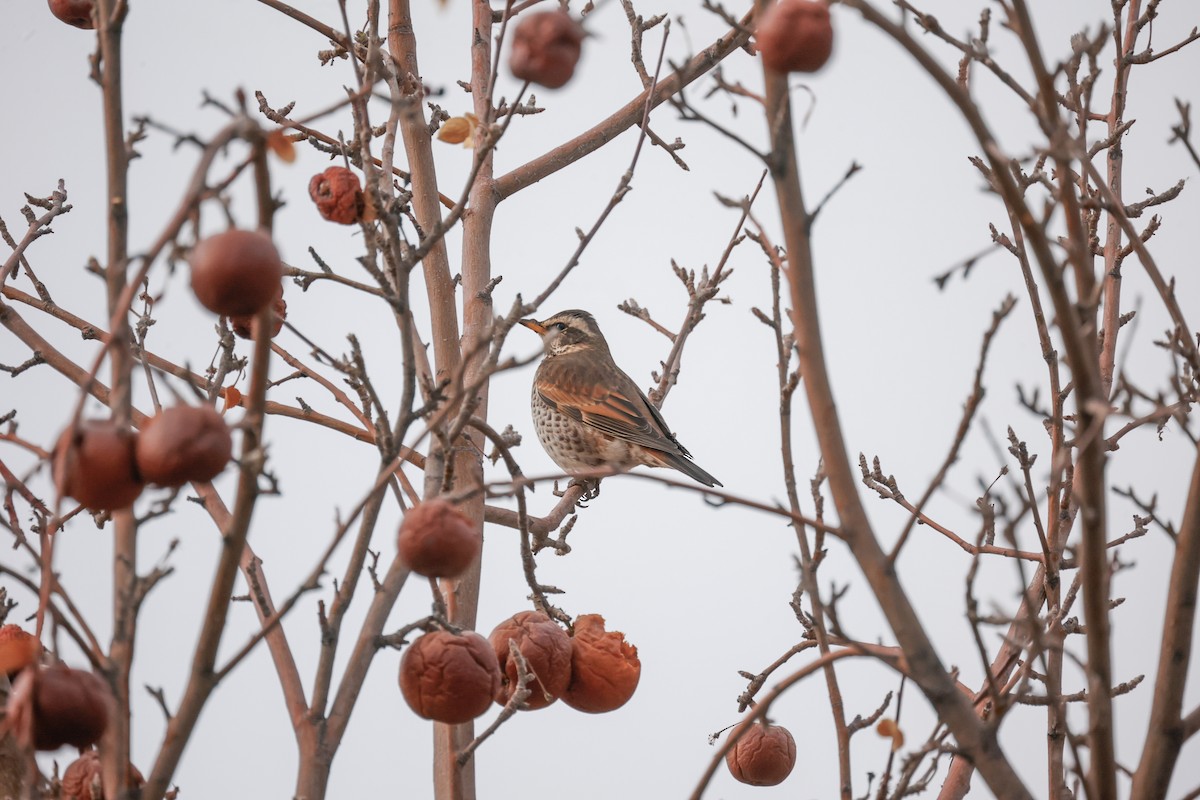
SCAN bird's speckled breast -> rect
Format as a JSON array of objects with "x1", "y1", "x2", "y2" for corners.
[{"x1": 530, "y1": 384, "x2": 641, "y2": 473}]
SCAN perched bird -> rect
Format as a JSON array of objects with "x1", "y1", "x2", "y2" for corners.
[{"x1": 520, "y1": 309, "x2": 722, "y2": 488}]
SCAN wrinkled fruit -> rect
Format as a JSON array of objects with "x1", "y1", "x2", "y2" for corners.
[
  {"x1": 561, "y1": 614, "x2": 640, "y2": 713},
  {"x1": 189, "y1": 229, "x2": 284, "y2": 317},
  {"x1": 230, "y1": 284, "x2": 287, "y2": 340},
  {"x1": 62, "y1": 749, "x2": 145, "y2": 800},
  {"x1": 54, "y1": 420, "x2": 144, "y2": 511},
  {"x1": 509, "y1": 11, "x2": 585, "y2": 89},
  {"x1": 397, "y1": 499, "x2": 482, "y2": 578},
  {"x1": 9, "y1": 665, "x2": 111, "y2": 751},
  {"x1": 756, "y1": 0, "x2": 833, "y2": 73},
  {"x1": 489, "y1": 611, "x2": 572, "y2": 710},
  {"x1": 135, "y1": 405, "x2": 232, "y2": 488},
  {"x1": 399, "y1": 631, "x2": 501, "y2": 724},
  {"x1": 309, "y1": 166, "x2": 364, "y2": 225},
  {"x1": 725, "y1": 721, "x2": 797, "y2": 787},
  {"x1": 47, "y1": 0, "x2": 94, "y2": 28},
  {"x1": 0, "y1": 625, "x2": 41, "y2": 679}
]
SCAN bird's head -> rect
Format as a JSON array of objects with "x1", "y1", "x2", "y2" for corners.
[{"x1": 519, "y1": 309, "x2": 607, "y2": 357}]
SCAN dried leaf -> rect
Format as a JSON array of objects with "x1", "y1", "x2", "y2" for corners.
[
  {"x1": 0, "y1": 629, "x2": 40, "y2": 675},
  {"x1": 266, "y1": 129, "x2": 296, "y2": 163},
  {"x1": 876, "y1": 718, "x2": 904, "y2": 751},
  {"x1": 437, "y1": 113, "x2": 479, "y2": 148},
  {"x1": 220, "y1": 386, "x2": 243, "y2": 411}
]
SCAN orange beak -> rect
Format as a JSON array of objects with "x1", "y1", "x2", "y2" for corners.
[{"x1": 519, "y1": 318, "x2": 546, "y2": 334}]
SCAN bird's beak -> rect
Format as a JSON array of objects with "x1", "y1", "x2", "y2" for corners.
[{"x1": 519, "y1": 318, "x2": 546, "y2": 335}]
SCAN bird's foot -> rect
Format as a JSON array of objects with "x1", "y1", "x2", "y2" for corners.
[{"x1": 568, "y1": 477, "x2": 601, "y2": 504}]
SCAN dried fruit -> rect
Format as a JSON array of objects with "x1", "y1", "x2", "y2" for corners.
[
  {"x1": 0, "y1": 625, "x2": 41, "y2": 679},
  {"x1": 135, "y1": 405, "x2": 232, "y2": 487},
  {"x1": 47, "y1": 0, "x2": 94, "y2": 28},
  {"x1": 230, "y1": 285, "x2": 287, "y2": 339},
  {"x1": 725, "y1": 721, "x2": 797, "y2": 786},
  {"x1": 189, "y1": 229, "x2": 284, "y2": 317},
  {"x1": 756, "y1": 0, "x2": 833, "y2": 73},
  {"x1": 308, "y1": 166, "x2": 364, "y2": 225},
  {"x1": 561, "y1": 614, "x2": 640, "y2": 713},
  {"x1": 6, "y1": 665, "x2": 111, "y2": 751},
  {"x1": 509, "y1": 11, "x2": 585, "y2": 89},
  {"x1": 489, "y1": 611, "x2": 572, "y2": 710},
  {"x1": 399, "y1": 631, "x2": 501, "y2": 724},
  {"x1": 54, "y1": 420, "x2": 144, "y2": 511},
  {"x1": 397, "y1": 499, "x2": 482, "y2": 578},
  {"x1": 62, "y1": 749, "x2": 145, "y2": 800}
]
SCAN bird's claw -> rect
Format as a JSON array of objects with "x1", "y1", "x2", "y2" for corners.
[{"x1": 568, "y1": 477, "x2": 601, "y2": 504}]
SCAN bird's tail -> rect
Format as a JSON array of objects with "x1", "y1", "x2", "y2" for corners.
[{"x1": 662, "y1": 452, "x2": 722, "y2": 488}]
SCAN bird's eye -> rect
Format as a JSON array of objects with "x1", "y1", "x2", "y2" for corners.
[{"x1": 553, "y1": 322, "x2": 566, "y2": 331}]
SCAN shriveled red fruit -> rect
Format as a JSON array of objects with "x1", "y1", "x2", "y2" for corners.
[
  {"x1": 7, "y1": 665, "x2": 111, "y2": 751},
  {"x1": 756, "y1": 0, "x2": 833, "y2": 73},
  {"x1": 189, "y1": 229, "x2": 284, "y2": 317},
  {"x1": 230, "y1": 284, "x2": 287, "y2": 339},
  {"x1": 399, "y1": 631, "x2": 501, "y2": 724},
  {"x1": 62, "y1": 749, "x2": 145, "y2": 800},
  {"x1": 0, "y1": 625, "x2": 41, "y2": 679},
  {"x1": 489, "y1": 611, "x2": 572, "y2": 710},
  {"x1": 509, "y1": 11, "x2": 585, "y2": 89},
  {"x1": 725, "y1": 721, "x2": 797, "y2": 786},
  {"x1": 397, "y1": 499, "x2": 482, "y2": 578},
  {"x1": 48, "y1": 0, "x2": 94, "y2": 28},
  {"x1": 135, "y1": 405, "x2": 232, "y2": 487},
  {"x1": 561, "y1": 614, "x2": 640, "y2": 713},
  {"x1": 54, "y1": 420, "x2": 143, "y2": 511},
  {"x1": 309, "y1": 166, "x2": 364, "y2": 225}
]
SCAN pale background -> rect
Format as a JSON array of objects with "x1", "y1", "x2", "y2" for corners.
[{"x1": 2, "y1": 1, "x2": 1198, "y2": 797}]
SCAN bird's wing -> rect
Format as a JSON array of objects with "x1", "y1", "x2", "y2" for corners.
[{"x1": 536, "y1": 359, "x2": 692, "y2": 457}]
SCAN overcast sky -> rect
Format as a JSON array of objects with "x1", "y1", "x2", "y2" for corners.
[{"x1": 3, "y1": 1, "x2": 1200, "y2": 798}]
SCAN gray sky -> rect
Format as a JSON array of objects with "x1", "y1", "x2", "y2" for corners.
[{"x1": 3, "y1": 1, "x2": 1199, "y2": 797}]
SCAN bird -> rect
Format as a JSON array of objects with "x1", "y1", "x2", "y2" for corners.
[{"x1": 519, "y1": 309, "x2": 722, "y2": 488}]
